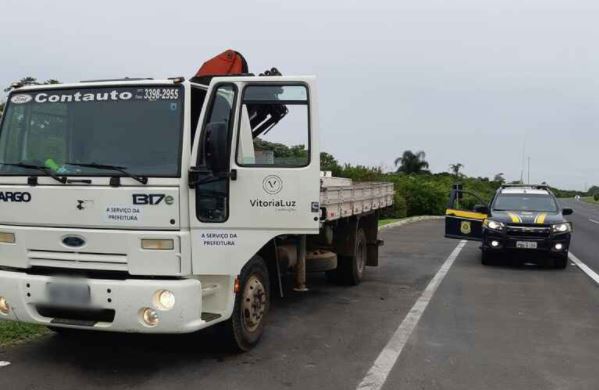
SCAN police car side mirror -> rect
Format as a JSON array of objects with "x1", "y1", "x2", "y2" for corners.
[
  {"x1": 473, "y1": 204, "x2": 490, "y2": 214},
  {"x1": 562, "y1": 208, "x2": 573, "y2": 216}
]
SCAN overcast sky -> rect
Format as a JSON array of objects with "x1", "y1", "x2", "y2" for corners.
[{"x1": 1, "y1": 0, "x2": 598, "y2": 190}]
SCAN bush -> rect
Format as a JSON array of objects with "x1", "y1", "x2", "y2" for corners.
[
  {"x1": 594, "y1": 193, "x2": 599, "y2": 202},
  {"x1": 336, "y1": 165, "x2": 501, "y2": 217}
]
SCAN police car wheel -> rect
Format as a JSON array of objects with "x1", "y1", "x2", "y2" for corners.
[
  {"x1": 481, "y1": 250, "x2": 494, "y2": 266},
  {"x1": 554, "y1": 255, "x2": 568, "y2": 270}
]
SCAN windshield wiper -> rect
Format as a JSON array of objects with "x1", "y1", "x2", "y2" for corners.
[
  {"x1": 0, "y1": 162, "x2": 67, "y2": 184},
  {"x1": 65, "y1": 162, "x2": 148, "y2": 185}
]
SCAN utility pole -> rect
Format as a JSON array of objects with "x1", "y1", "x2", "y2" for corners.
[
  {"x1": 520, "y1": 133, "x2": 527, "y2": 184},
  {"x1": 527, "y1": 156, "x2": 530, "y2": 184}
]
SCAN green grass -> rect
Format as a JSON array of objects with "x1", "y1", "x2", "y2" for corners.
[
  {"x1": 378, "y1": 218, "x2": 399, "y2": 227},
  {"x1": 582, "y1": 196, "x2": 599, "y2": 205},
  {"x1": 0, "y1": 321, "x2": 47, "y2": 346}
]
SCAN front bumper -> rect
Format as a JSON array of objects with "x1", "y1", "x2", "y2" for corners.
[
  {"x1": 482, "y1": 229, "x2": 571, "y2": 256},
  {"x1": 0, "y1": 269, "x2": 208, "y2": 333}
]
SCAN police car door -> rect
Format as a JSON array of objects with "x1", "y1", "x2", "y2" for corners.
[{"x1": 445, "y1": 185, "x2": 487, "y2": 241}]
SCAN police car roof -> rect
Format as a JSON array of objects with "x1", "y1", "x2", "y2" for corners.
[{"x1": 499, "y1": 187, "x2": 550, "y2": 195}]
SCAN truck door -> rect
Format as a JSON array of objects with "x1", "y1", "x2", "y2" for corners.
[
  {"x1": 445, "y1": 185, "x2": 488, "y2": 241},
  {"x1": 188, "y1": 77, "x2": 321, "y2": 275}
]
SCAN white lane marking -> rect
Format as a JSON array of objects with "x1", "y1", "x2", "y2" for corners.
[
  {"x1": 588, "y1": 219, "x2": 599, "y2": 225},
  {"x1": 357, "y1": 240, "x2": 467, "y2": 390},
  {"x1": 569, "y1": 252, "x2": 599, "y2": 285},
  {"x1": 0, "y1": 361, "x2": 10, "y2": 368}
]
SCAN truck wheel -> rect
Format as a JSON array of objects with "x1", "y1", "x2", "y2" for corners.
[
  {"x1": 340, "y1": 228, "x2": 367, "y2": 286},
  {"x1": 222, "y1": 256, "x2": 270, "y2": 352}
]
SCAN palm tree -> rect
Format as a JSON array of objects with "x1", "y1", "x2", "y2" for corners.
[
  {"x1": 395, "y1": 150, "x2": 429, "y2": 174},
  {"x1": 449, "y1": 163, "x2": 464, "y2": 177}
]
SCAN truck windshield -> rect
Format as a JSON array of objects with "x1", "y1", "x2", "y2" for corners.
[
  {"x1": 493, "y1": 194, "x2": 558, "y2": 212},
  {"x1": 0, "y1": 86, "x2": 183, "y2": 177}
]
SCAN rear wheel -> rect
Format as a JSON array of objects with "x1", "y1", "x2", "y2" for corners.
[
  {"x1": 339, "y1": 228, "x2": 367, "y2": 285},
  {"x1": 222, "y1": 256, "x2": 270, "y2": 352}
]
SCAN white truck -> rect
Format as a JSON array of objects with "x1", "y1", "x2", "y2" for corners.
[{"x1": 0, "y1": 51, "x2": 393, "y2": 350}]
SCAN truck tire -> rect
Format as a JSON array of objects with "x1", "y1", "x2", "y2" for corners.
[
  {"x1": 222, "y1": 255, "x2": 270, "y2": 352},
  {"x1": 339, "y1": 228, "x2": 367, "y2": 286}
]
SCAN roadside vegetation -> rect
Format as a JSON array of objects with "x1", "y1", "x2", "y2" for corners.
[
  {"x1": 378, "y1": 218, "x2": 399, "y2": 226},
  {"x1": 583, "y1": 196, "x2": 599, "y2": 205},
  {"x1": 0, "y1": 322, "x2": 47, "y2": 346},
  {"x1": 322, "y1": 151, "x2": 588, "y2": 219}
]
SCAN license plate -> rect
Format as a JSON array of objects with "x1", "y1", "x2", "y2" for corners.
[
  {"x1": 516, "y1": 241, "x2": 538, "y2": 249},
  {"x1": 46, "y1": 281, "x2": 91, "y2": 307}
]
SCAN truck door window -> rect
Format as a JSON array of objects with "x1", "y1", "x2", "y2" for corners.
[
  {"x1": 196, "y1": 84, "x2": 236, "y2": 223},
  {"x1": 236, "y1": 85, "x2": 309, "y2": 167}
]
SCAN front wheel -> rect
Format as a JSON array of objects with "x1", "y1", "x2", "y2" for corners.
[
  {"x1": 481, "y1": 249, "x2": 496, "y2": 266},
  {"x1": 554, "y1": 254, "x2": 568, "y2": 269},
  {"x1": 222, "y1": 256, "x2": 270, "y2": 351}
]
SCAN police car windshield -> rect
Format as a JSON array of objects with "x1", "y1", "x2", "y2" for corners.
[
  {"x1": 493, "y1": 193, "x2": 558, "y2": 212},
  {"x1": 0, "y1": 86, "x2": 183, "y2": 177}
]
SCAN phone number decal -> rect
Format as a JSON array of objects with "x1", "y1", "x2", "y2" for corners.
[{"x1": 137, "y1": 88, "x2": 180, "y2": 101}]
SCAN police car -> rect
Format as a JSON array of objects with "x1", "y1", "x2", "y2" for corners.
[{"x1": 445, "y1": 184, "x2": 573, "y2": 268}]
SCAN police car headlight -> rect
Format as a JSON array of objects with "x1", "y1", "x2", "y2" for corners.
[
  {"x1": 483, "y1": 219, "x2": 504, "y2": 231},
  {"x1": 552, "y1": 223, "x2": 571, "y2": 233}
]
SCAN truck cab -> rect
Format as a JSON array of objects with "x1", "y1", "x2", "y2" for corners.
[{"x1": 0, "y1": 75, "x2": 323, "y2": 349}]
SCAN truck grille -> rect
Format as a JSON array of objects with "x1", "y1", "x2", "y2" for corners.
[
  {"x1": 27, "y1": 250, "x2": 128, "y2": 272},
  {"x1": 506, "y1": 225, "x2": 551, "y2": 239}
]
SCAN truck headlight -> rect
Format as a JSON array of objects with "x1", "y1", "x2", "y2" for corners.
[
  {"x1": 0, "y1": 296, "x2": 10, "y2": 315},
  {"x1": 552, "y1": 223, "x2": 572, "y2": 233},
  {"x1": 483, "y1": 219, "x2": 505, "y2": 231},
  {"x1": 153, "y1": 289, "x2": 175, "y2": 311},
  {"x1": 140, "y1": 307, "x2": 159, "y2": 326},
  {"x1": 0, "y1": 232, "x2": 15, "y2": 244},
  {"x1": 141, "y1": 239, "x2": 174, "y2": 250}
]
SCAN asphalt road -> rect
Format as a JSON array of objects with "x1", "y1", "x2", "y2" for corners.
[
  {"x1": 1, "y1": 220, "x2": 598, "y2": 389},
  {"x1": 561, "y1": 198, "x2": 599, "y2": 275}
]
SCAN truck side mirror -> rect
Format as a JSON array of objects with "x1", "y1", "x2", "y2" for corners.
[
  {"x1": 473, "y1": 204, "x2": 490, "y2": 214},
  {"x1": 203, "y1": 122, "x2": 230, "y2": 175},
  {"x1": 562, "y1": 208, "x2": 573, "y2": 216}
]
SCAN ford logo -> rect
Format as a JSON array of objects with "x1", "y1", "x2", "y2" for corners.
[
  {"x1": 62, "y1": 236, "x2": 86, "y2": 248},
  {"x1": 10, "y1": 94, "x2": 32, "y2": 104}
]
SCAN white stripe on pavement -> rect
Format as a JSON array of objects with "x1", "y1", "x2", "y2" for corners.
[
  {"x1": 569, "y1": 252, "x2": 599, "y2": 285},
  {"x1": 588, "y1": 219, "x2": 599, "y2": 225},
  {"x1": 0, "y1": 361, "x2": 11, "y2": 368},
  {"x1": 357, "y1": 240, "x2": 468, "y2": 390}
]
